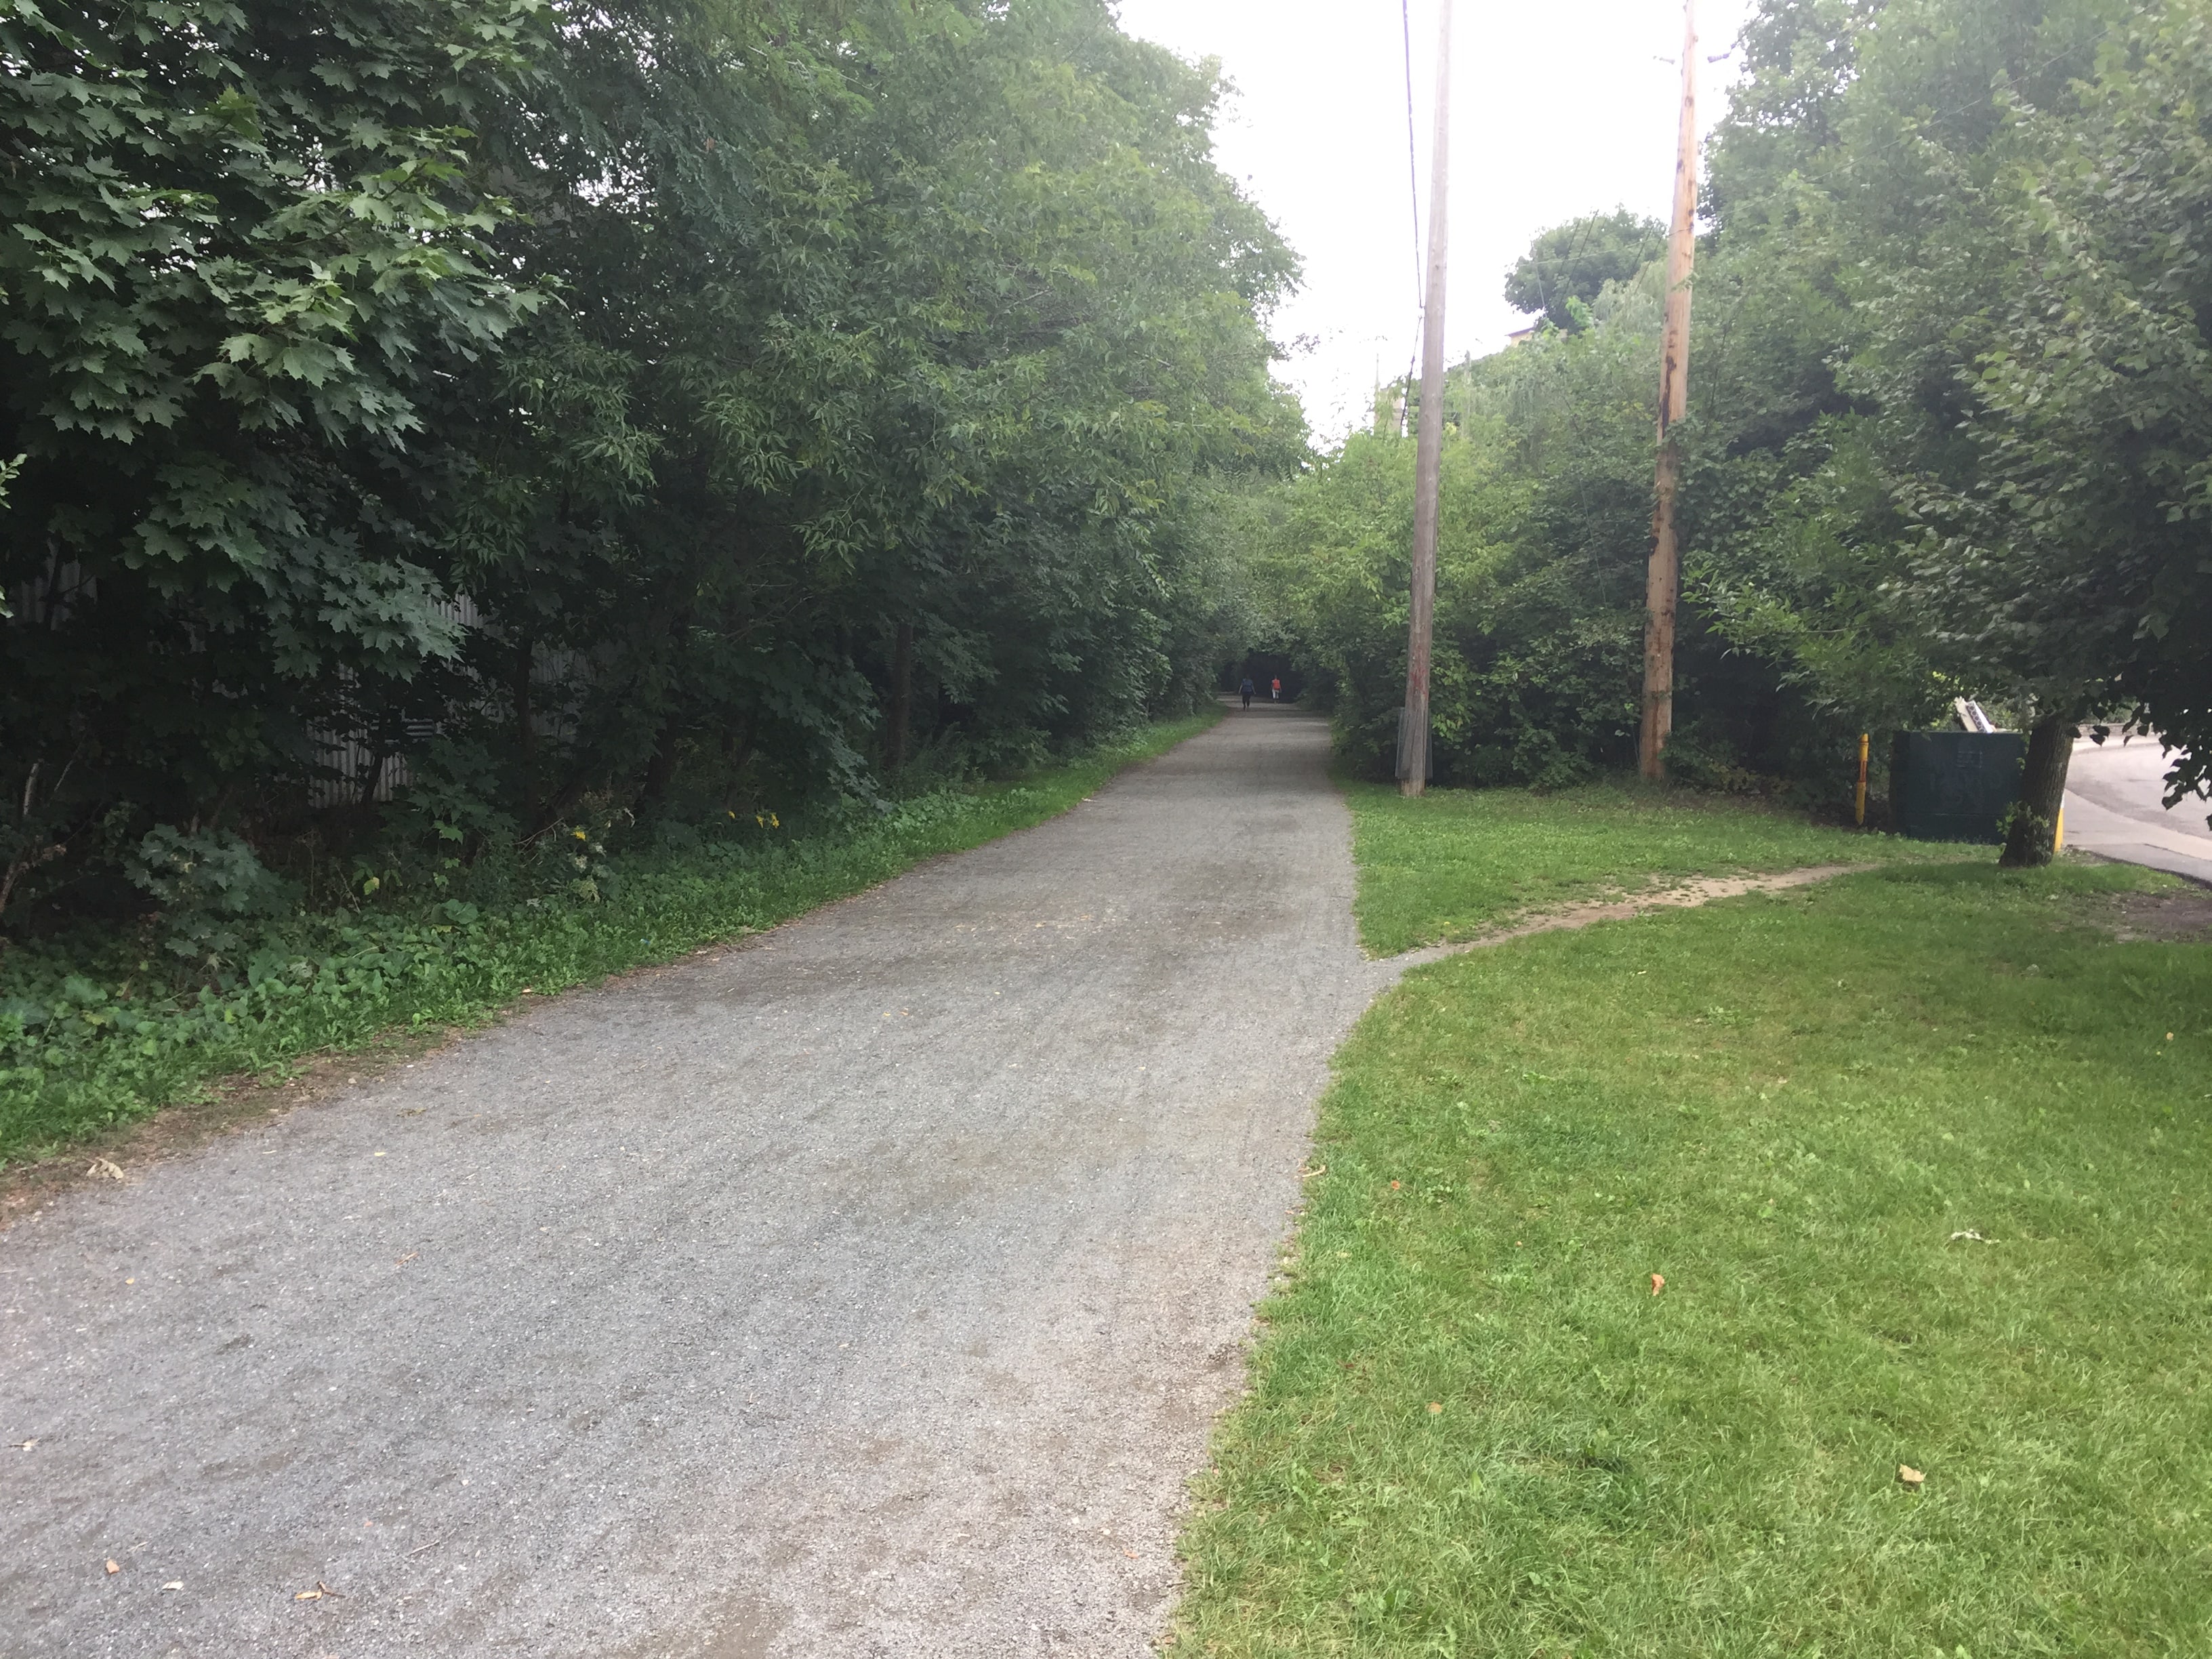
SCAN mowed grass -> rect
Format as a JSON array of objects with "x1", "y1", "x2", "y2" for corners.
[
  {"x1": 1174, "y1": 861, "x2": 2212, "y2": 1656},
  {"x1": 1347, "y1": 781, "x2": 1957, "y2": 956}
]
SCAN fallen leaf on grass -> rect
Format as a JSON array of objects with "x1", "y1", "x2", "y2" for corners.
[
  {"x1": 1427, "y1": 1401, "x2": 1443, "y2": 1415},
  {"x1": 105, "y1": 1560, "x2": 119, "y2": 1575},
  {"x1": 1651, "y1": 1273, "x2": 1665, "y2": 1296},
  {"x1": 1947, "y1": 1230, "x2": 1995, "y2": 1244},
  {"x1": 1298, "y1": 1164, "x2": 1328, "y2": 1180},
  {"x1": 1898, "y1": 1465, "x2": 1925, "y2": 1489},
  {"x1": 1389, "y1": 1180, "x2": 1401, "y2": 1191}
]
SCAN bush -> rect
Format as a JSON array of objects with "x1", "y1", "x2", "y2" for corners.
[{"x1": 125, "y1": 827, "x2": 301, "y2": 970}]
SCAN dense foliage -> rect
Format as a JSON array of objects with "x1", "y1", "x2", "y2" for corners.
[
  {"x1": 1502, "y1": 207, "x2": 1664, "y2": 334},
  {"x1": 9, "y1": 0, "x2": 2212, "y2": 1150},
  {"x1": 1, "y1": 0, "x2": 1296, "y2": 939},
  {"x1": 1261, "y1": 270, "x2": 1839, "y2": 800},
  {"x1": 1260, "y1": 0, "x2": 2212, "y2": 841},
  {"x1": 0, "y1": 714, "x2": 1212, "y2": 1163}
]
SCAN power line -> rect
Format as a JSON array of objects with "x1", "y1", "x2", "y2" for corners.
[
  {"x1": 1401, "y1": 0, "x2": 1422, "y2": 312},
  {"x1": 1399, "y1": 0, "x2": 1422, "y2": 430}
]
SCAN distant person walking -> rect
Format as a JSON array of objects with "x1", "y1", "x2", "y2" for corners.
[
  {"x1": 1240, "y1": 676, "x2": 1254, "y2": 709},
  {"x1": 1271, "y1": 676, "x2": 1282, "y2": 701}
]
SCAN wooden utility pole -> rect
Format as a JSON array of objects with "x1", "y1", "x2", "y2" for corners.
[
  {"x1": 1399, "y1": 0, "x2": 1452, "y2": 797},
  {"x1": 1638, "y1": 0, "x2": 1698, "y2": 780}
]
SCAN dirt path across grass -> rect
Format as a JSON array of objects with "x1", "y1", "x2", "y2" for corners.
[
  {"x1": 1387, "y1": 864, "x2": 1870, "y2": 966},
  {"x1": 0, "y1": 712, "x2": 1877, "y2": 1658}
]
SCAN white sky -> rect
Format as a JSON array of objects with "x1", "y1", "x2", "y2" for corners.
[{"x1": 1109, "y1": 0, "x2": 1759, "y2": 443}]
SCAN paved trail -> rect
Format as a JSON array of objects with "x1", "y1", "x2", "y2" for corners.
[
  {"x1": 2064, "y1": 735, "x2": 2212, "y2": 885},
  {"x1": 3, "y1": 707, "x2": 1399, "y2": 1658}
]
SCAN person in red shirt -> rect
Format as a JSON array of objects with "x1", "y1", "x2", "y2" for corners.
[{"x1": 1270, "y1": 676, "x2": 1282, "y2": 701}]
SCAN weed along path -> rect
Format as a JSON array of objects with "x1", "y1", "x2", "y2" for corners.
[{"x1": 0, "y1": 704, "x2": 1396, "y2": 1659}]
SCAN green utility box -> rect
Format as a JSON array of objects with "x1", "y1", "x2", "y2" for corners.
[{"x1": 1889, "y1": 730, "x2": 2027, "y2": 843}]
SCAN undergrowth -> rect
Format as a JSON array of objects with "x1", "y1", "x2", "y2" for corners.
[{"x1": 0, "y1": 712, "x2": 1217, "y2": 1165}]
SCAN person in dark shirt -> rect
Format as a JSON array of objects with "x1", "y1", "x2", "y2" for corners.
[{"x1": 1240, "y1": 676, "x2": 1254, "y2": 708}]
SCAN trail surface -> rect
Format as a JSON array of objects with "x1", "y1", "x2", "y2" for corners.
[{"x1": 2, "y1": 706, "x2": 1394, "y2": 1658}]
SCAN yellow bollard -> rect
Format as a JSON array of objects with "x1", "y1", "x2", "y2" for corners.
[{"x1": 1855, "y1": 733, "x2": 1869, "y2": 826}]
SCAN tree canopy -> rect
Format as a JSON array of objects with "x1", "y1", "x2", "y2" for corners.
[
  {"x1": 1502, "y1": 208, "x2": 1665, "y2": 332},
  {"x1": 8, "y1": 0, "x2": 2211, "y2": 941},
  {"x1": 1261, "y1": 0, "x2": 2212, "y2": 853},
  {"x1": 1, "y1": 0, "x2": 1299, "y2": 928}
]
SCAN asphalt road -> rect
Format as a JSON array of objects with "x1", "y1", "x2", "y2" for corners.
[
  {"x1": 1, "y1": 705, "x2": 1398, "y2": 1658},
  {"x1": 2065, "y1": 735, "x2": 2212, "y2": 884}
]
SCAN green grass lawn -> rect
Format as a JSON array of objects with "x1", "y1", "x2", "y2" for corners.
[
  {"x1": 0, "y1": 712, "x2": 1217, "y2": 1167},
  {"x1": 1175, "y1": 857, "x2": 2212, "y2": 1656},
  {"x1": 1347, "y1": 780, "x2": 1959, "y2": 956}
]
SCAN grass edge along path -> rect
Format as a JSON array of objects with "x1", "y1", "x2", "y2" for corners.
[
  {"x1": 1345, "y1": 779, "x2": 1969, "y2": 956},
  {"x1": 1172, "y1": 860, "x2": 2212, "y2": 1657},
  {"x1": 0, "y1": 710, "x2": 1219, "y2": 1169}
]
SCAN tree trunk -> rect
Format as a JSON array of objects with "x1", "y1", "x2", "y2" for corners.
[
  {"x1": 1999, "y1": 713, "x2": 2074, "y2": 868},
  {"x1": 885, "y1": 621, "x2": 916, "y2": 773},
  {"x1": 356, "y1": 751, "x2": 388, "y2": 827},
  {"x1": 639, "y1": 607, "x2": 692, "y2": 810},
  {"x1": 714, "y1": 710, "x2": 756, "y2": 812},
  {"x1": 536, "y1": 769, "x2": 591, "y2": 835},
  {"x1": 514, "y1": 632, "x2": 535, "y2": 826},
  {"x1": 640, "y1": 707, "x2": 683, "y2": 808}
]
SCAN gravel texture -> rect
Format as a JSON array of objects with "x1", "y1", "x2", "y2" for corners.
[{"x1": 1, "y1": 705, "x2": 1396, "y2": 1658}]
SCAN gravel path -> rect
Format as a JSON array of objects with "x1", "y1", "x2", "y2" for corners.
[{"x1": 1, "y1": 705, "x2": 1397, "y2": 1658}]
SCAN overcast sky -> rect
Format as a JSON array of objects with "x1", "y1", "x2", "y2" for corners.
[{"x1": 1109, "y1": 0, "x2": 1759, "y2": 443}]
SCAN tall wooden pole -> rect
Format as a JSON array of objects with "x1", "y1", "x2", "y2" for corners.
[
  {"x1": 1639, "y1": 0, "x2": 1698, "y2": 780},
  {"x1": 1399, "y1": 0, "x2": 1451, "y2": 798}
]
